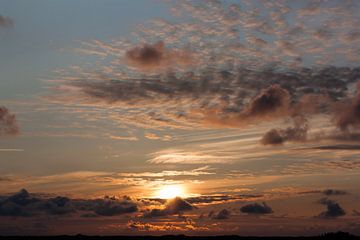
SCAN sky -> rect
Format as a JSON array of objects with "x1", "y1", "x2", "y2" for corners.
[{"x1": 1, "y1": 0, "x2": 360, "y2": 236}]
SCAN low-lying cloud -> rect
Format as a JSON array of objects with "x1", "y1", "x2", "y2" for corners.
[
  {"x1": 240, "y1": 202, "x2": 273, "y2": 214},
  {"x1": 322, "y1": 189, "x2": 347, "y2": 196},
  {"x1": 317, "y1": 198, "x2": 346, "y2": 218},
  {"x1": 0, "y1": 189, "x2": 138, "y2": 217},
  {"x1": 143, "y1": 197, "x2": 194, "y2": 218},
  {"x1": 209, "y1": 209, "x2": 231, "y2": 220}
]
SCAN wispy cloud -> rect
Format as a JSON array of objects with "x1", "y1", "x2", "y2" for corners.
[{"x1": 0, "y1": 149, "x2": 23, "y2": 152}]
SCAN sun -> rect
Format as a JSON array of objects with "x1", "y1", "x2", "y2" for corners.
[{"x1": 155, "y1": 185, "x2": 186, "y2": 199}]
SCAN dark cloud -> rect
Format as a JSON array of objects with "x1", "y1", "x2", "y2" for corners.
[
  {"x1": 91, "y1": 196, "x2": 138, "y2": 216},
  {"x1": 0, "y1": 106, "x2": 19, "y2": 136},
  {"x1": 0, "y1": 189, "x2": 138, "y2": 217},
  {"x1": 211, "y1": 209, "x2": 231, "y2": 220},
  {"x1": 0, "y1": 15, "x2": 13, "y2": 28},
  {"x1": 318, "y1": 198, "x2": 346, "y2": 218},
  {"x1": 244, "y1": 84, "x2": 290, "y2": 118},
  {"x1": 240, "y1": 202, "x2": 273, "y2": 214},
  {"x1": 143, "y1": 197, "x2": 194, "y2": 218},
  {"x1": 202, "y1": 84, "x2": 292, "y2": 128},
  {"x1": 322, "y1": 189, "x2": 347, "y2": 196},
  {"x1": 261, "y1": 116, "x2": 308, "y2": 145},
  {"x1": 125, "y1": 41, "x2": 193, "y2": 70},
  {"x1": 0, "y1": 189, "x2": 39, "y2": 216},
  {"x1": 41, "y1": 196, "x2": 75, "y2": 215}
]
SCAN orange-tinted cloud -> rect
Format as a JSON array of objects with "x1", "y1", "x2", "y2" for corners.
[{"x1": 143, "y1": 197, "x2": 194, "y2": 218}]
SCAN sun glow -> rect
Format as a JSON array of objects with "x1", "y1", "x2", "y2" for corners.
[{"x1": 155, "y1": 185, "x2": 186, "y2": 199}]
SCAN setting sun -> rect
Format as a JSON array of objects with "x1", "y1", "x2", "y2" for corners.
[{"x1": 155, "y1": 185, "x2": 186, "y2": 199}]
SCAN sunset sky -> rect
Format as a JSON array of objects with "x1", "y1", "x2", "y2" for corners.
[{"x1": 1, "y1": 0, "x2": 360, "y2": 236}]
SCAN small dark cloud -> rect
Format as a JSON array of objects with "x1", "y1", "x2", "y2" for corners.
[
  {"x1": 0, "y1": 106, "x2": 19, "y2": 136},
  {"x1": 125, "y1": 41, "x2": 192, "y2": 70},
  {"x1": 261, "y1": 115, "x2": 308, "y2": 145},
  {"x1": 0, "y1": 15, "x2": 13, "y2": 28},
  {"x1": 211, "y1": 209, "x2": 231, "y2": 220},
  {"x1": 240, "y1": 202, "x2": 273, "y2": 214},
  {"x1": 317, "y1": 198, "x2": 346, "y2": 218},
  {"x1": 126, "y1": 41, "x2": 164, "y2": 69},
  {"x1": 143, "y1": 197, "x2": 194, "y2": 218},
  {"x1": 323, "y1": 189, "x2": 347, "y2": 196}
]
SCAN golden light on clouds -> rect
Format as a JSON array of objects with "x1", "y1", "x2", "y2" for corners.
[{"x1": 155, "y1": 185, "x2": 186, "y2": 199}]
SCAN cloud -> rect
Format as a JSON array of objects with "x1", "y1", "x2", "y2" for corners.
[
  {"x1": 41, "y1": 196, "x2": 75, "y2": 215},
  {"x1": 186, "y1": 194, "x2": 262, "y2": 205},
  {"x1": 318, "y1": 198, "x2": 346, "y2": 218},
  {"x1": 125, "y1": 41, "x2": 193, "y2": 71},
  {"x1": 261, "y1": 116, "x2": 308, "y2": 145},
  {"x1": 143, "y1": 197, "x2": 194, "y2": 218},
  {"x1": 210, "y1": 209, "x2": 231, "y2": 220},
  {"x1": 0, "y1": 106, "x2": 19, "y2": 136},
  {"x1": 48, "y1": 0, "x2": 360, "y2": 142},
  {"x1": 117, "y1": 166, "x2": 214, "y2": 178},
  {"x1": 322, "y1": 189, "x2": 347, "y2": 196},
  {"x1": 240, "y1": 202, "x2": 273, "y2": 214},
  {"x1": 127, "y1": 220, "x2": 209, "y2": 232},
  {"x1": 89, "y1": 196, "x2": 138, "y2": 216},
  {"x1": 0, "y1": 189, "x2": 138, "y2": 217},
  {"x1": 0, "y1": 15, "x2": 13, "y2": 28},
  {"x1": 0, "y1": 189, "x2": 38, "y2": 216},
  {"x1": 242, "y1": 85, "x2": 291, "y2": 119},
  {"x1": 334, "y1": 83, "x2": 360, "y2": 132},
  {"x1": 311, "y1": 145, "x2": 360, "y2": 151},
  {"x1": 201, "y1": 84, "x2": 292, "y2": 128},
  {"x1": 144, "y1": 132, "x2": 173, "y2": 141},
  {"x1": 53, "y1": 64, "x2": 360, "y2": 130}
]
